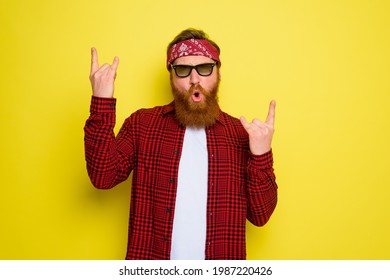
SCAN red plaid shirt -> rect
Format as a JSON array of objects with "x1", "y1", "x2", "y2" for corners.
[{"x1": 84, "y1": 96, "x2": 278, "y2": 260}]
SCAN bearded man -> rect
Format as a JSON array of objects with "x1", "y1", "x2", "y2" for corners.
[{"x1": 84, "y1": 28, "x2": 278, "y2": 260}]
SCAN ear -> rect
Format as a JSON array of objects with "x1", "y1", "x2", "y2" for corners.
[{"x1": 217, "y1": 68, "x2": 222, "y2": 81}]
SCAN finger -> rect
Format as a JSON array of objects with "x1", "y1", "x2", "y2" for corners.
[
  {"x1": 98, "y1": 63, "x2": 110, "y2": 73},
  {"x1": 252, "y1": 118, "x2": 264, "y2": 127},
  {"x1": 111, "y1": 56, "x2": 119, "y2": 72},
  {"x1": 240, "y1": 116, "x2": 251, "y2": 130},
  {"x1": 90, "y1": 47, "x2": 99, "y2": 75},
  {"x1": 265, "y1": 100, "x2": 276, "y2": 126}
]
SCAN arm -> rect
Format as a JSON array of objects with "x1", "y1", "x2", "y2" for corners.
[
  {"x1": 84, "y1": 97, "x2": 135, "y2": 189},
  {"x1": 84, "y1": 48, "x2": 134, "y2": 189},
  {"x1": 240, "y1": 101, "x2": 278, "y2": 226},
  {"x1": 246, "y1": 150, "x2": 278, "y2": 226}
]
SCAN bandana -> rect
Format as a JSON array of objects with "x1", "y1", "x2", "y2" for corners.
[{"x1": 167, "y1": 39, "x2": 221, "y2": 69}]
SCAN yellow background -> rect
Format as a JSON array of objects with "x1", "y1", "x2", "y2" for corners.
[{"x1": 1, "y1": 0, "x2": 389, "y2": 259}]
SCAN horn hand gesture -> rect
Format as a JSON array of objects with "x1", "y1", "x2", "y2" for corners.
[
  {"x1": 89, "y1": 47, "x2": 119, "y2": 98},
  {"x1": 240, "y1": 100, "x2": 276, "y2": 155}
]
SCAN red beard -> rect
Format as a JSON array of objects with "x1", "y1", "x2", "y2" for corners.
[{"x1": 171, "y1": 80, "x2": 220, "y2": 128}]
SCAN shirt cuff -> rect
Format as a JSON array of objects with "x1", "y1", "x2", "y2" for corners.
[
  {"x1": 249, "y1": 149, "x2": 274, "y2": 170},
  {"x1": 90, "y1": 96, "x2": 117, "y2": 114}
]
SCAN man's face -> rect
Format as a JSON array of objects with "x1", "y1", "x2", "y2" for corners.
[
  {"x1": 170, "y1": 55, "x2": 221, "y2": 128},
  {"x1": 171, "y1": 55, "x2": 220, "y2": 98}
]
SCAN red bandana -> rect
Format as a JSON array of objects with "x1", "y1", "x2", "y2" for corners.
[{"x1": 167, "y1": 39, "x2": 221, "y2": 69}]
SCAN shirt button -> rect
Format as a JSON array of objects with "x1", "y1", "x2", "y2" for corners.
[
  {"x1": 166, "y1": 208, "x2": 171, "y2": 212},
  {"x1": 169, "y1": 178, "x2": 174, "y2": 183},
  {"x1": 174, "y1": 150, "x2": 178, "y2": 154}
]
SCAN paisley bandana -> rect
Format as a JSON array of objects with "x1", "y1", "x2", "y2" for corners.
[{"x1": 167, "y1": 39, "x2": 221, "y2": 69}]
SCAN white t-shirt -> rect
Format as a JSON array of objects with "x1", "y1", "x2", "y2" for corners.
[{"x1": 170, "y1": 127, "x2": 208, "y2": 260}]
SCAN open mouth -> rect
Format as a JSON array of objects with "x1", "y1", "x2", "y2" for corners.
[{"x1": 191, "y1": 91, "x2": 203, "y2": 102}]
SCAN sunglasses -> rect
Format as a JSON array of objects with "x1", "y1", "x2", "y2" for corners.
[{"x1": 170, "y1": 63, "x2": 217, "y2": 78}]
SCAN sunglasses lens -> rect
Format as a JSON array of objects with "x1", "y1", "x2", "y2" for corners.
[
  {"x1": 196, "y1": 64, "x2": 214, "y2": 76},
  {"x1": 174, "y1": 65, "x2": 191, "y2": 77},
  {"x1": 172, "y1": 63, "x2": 215, "y2": 78}
]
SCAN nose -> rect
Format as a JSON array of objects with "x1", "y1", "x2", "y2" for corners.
[{"x1": 189, "y1": 68, "x2": 200, "y2": 85}]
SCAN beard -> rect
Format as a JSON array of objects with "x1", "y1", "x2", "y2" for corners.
[{"x1": 170, "y1": 78, "x2": 221, "y2": 128}]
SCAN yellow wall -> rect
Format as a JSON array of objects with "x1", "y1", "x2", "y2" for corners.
[{"x1": 1, "y1": 0, "x2": 389, "y2": 259}]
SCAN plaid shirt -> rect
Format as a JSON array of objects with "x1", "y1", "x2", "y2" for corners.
[{"x1": 84, "y1": 96, "x2": 278, "y2": 260}]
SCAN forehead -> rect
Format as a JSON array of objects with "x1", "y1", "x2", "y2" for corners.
[{"x1": 173, "y1": 55, "x2": 215, "y2": 65}]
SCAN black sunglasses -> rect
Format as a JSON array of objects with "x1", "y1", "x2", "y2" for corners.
[{"x1": 170, "y1": 63, "x2": 217, "y2": 78}]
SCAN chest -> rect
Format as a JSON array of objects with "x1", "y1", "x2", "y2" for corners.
[{"x1": 135, "y1": 121, "x2": 248, "y2": 173}]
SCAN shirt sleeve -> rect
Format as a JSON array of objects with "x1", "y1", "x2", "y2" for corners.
[
  {"x1": 84, "y1": 96, "x2": 135, "y2": 189},
  {"x1": 246, "y1": 149, "x2": 278, "y2": 226}
]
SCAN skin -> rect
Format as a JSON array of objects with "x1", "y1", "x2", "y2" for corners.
[
  {"x1": 89, "y1": 48, "x2": 276, "y2": 156},
  {"x1": 171, "y1": 55, "x2": 220, "y2": 104},
  {"x1": 89, "y1": 47, "x2": 119, "y2": 99}
]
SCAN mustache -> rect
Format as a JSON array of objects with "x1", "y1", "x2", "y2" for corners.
[
  {"x1": 187, "y1": 84, "x2": 211, "y2": 98},
  {"x1": 170, "y1": 79, "x2": 221, "y2": 128}
]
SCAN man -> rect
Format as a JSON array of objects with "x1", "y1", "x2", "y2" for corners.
[{"x1": 84, "y1": 28, "x2": 278, "y2": 260}]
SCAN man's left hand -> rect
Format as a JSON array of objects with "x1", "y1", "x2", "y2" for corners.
[{"x1": 240, "y1": 100, "x2": 276, "y2": 155}]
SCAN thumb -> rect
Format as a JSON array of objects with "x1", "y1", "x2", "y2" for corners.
[{"x1": 240, "y1": 116, "x2": 251, "y2": 131}]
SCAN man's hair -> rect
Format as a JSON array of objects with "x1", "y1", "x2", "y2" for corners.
[{"x1": 167, "y1": 28, "x2": 221, "y2": 57}]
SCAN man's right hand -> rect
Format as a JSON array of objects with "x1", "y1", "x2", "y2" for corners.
[{"x1": 89, "y1": 47, "x2": 119, "y2": 98}]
